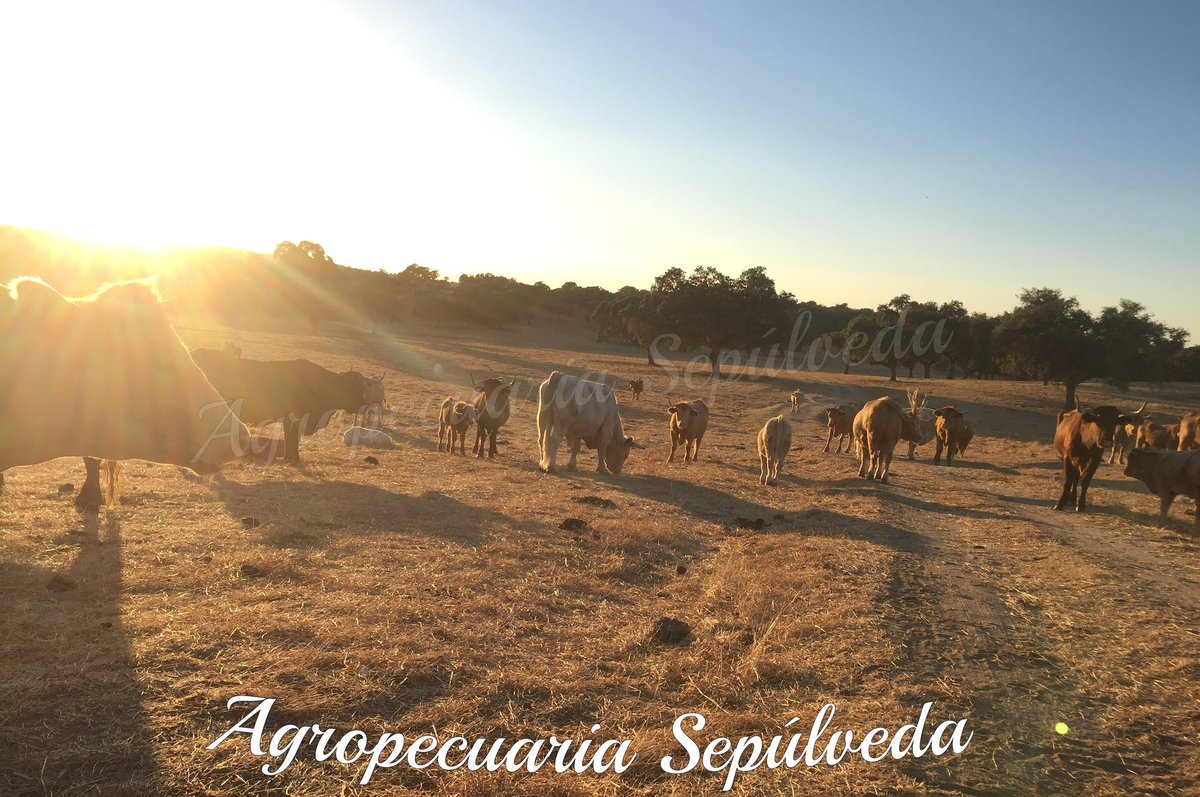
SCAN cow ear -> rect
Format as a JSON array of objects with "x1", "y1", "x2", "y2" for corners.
[
  {"x1": 626, "y1": 436, "x2": 643, "y2": 449},
  {"x1": 934, "y1": 409, "x2": 944, "y2": 417},
  {"x1": 667, "y1": 407, "x2": 677, "y2": 414}
]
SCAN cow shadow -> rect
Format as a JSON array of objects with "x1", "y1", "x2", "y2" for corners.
[
  {"x1": 212, "y1": 476, "x2": 537, "y2": 548},
  {"x1": 0, "y1": 514, "x2": 162, "y2": 796}
]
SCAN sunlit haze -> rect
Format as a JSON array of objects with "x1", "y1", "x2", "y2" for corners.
[{"x1": 2, "y1": 1, "x2": 1196, "y2": 334}]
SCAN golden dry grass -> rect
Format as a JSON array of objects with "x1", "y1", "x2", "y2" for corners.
[{"x1": 2, "y1": 315, "x2": 1199, "y2": 796}]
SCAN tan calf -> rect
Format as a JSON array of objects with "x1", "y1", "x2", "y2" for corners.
[
  {"x1": 438, "y1": 397, "x2": 477, "y2": 454},
  {"x1": 758, "y1": 414, "x2": 792, "y2": 485},
  {"x1": 822, "y1": 403, "x2": 859, "y2": 453},
  {"x1": 667, "y1": 399, "x2": 709, "y2": 463}
]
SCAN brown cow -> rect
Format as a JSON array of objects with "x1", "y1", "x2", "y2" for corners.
[
  {"x1": 1178, "y1": 412, "x2": 1200, "y2": 451},
  {"x1": 1053, "y1": 409, "x2": 1109, "y2": 512},
  {"x1": 1124, "y1": 448, "x2": 1200, "y2": 530},
  {"x1": 789, "y1": 389, "x2": 803, "y2": 414},
  {"x1": 191, "y1": 349, "x2": 382, "y2": 464},
  {"x1": 933, "y1": 406, "x2": 968, "y2": 466},
  {"x1": 0, "y1": 278, "x2": 250, "y2": 509},
  {"x1": 667, "y1": 399, "x2": 709, "y2": 463},
  {"x1": 438, "y1": 397, "x2": 477, "y2": 454},
  {"x1": 1136, "y1": 420, "x2": 1180, "y2": 451},
  {"x1": 628, "y1": 378, "x2": 645, "y2": 401},
  {"x1": 853, "y1": 397, "x2": 922, "y2": 483},
  {"x1": 758, "y1": 414, "x2": 792, "y2": 485},
  {"x1": 471, "y1": 376, "x2": 513, "y2": 458},
  {"x1": 822, "y1": 403, "x2": 860, "y2": 453}
]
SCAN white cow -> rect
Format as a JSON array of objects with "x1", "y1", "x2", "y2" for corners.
[{"x1": 537, "y1": 371, "x2": 639, "y2": 474}]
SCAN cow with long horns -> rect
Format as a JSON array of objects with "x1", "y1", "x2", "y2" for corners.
[{"x1": 1053, "y1": 397, "x2": 1149, "y2": 512}]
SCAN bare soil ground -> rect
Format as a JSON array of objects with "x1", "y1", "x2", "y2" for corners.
[{"x1": 2, "y1": 317, "x2": 1199, "y2": 796}]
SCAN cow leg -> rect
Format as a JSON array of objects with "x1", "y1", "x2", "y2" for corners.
[
  {"x1": 838, "y1": 435, "x2": 848, "y2": 454},
  {"x1": 857, "y1": 437, "x2": 869, "y2": 478},
  {"x1": 880, "y1": 448, "x2": 894, "y2": 484},
  {"x1": 691, "y1": 435, "x2": 702, "y2": 462},
  {"x1": 759, "y1": 453, "x2": 768, "y2": 484},
  {"x1": 823, "y1": 428, "x2": 834, "y2": 453},
  {"x1": 934, "y1": 438, "x2": 944, "y2": 466},
  {"x1": 668, "y1": 432, "x2": 679, "y2": 463},
  {"x1": 1158, "y1": 492, "x2": 1176, "y2": 527},
  {"x1": 565, "y1": 436, "x2": 580, "y2": 471},
  {"x1": 1076, "y1": 462, "x2": 1100, "y2": 512},
  {"x1": 75, "y1": 457, "x2": 103, "y2": 512},
  {"x1": 945, "y1": 437, "x2": 954, "y2": 466},
  {"x1": 907, "y1": 441, "x2": 916, "y2": 461},
  {"x1": 458, "y1": 428, "x2": 468, "y2": 455},
  {"x1": 284, "y1": 420, "x2": 302, "y2": 464},
  {"x1": 1054, "y1": 461, "x2": 1077, "y2": 510},
  {"x1": 542, "y1": 428, "x2": 562, "y2": 473},
  {"x1": 473, "y1": 423, "x2": 484, "y2": 457}
]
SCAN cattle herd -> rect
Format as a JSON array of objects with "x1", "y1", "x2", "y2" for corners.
[{"x1": 0, "y1": 276, "x2": 1198, "y2": 532}]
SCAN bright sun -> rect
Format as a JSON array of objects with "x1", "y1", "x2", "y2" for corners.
[{"x1": 0, "y1": 0, "x2": 571, "y2": 271}]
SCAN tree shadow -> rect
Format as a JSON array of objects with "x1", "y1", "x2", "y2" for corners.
[{"x1": 0, "y1": 514, "x2": 162, "y2": 796}]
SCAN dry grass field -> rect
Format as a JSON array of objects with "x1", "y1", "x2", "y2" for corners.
[{"x1": 3, "y1": 316, "x2": 1199, "y2": 796}]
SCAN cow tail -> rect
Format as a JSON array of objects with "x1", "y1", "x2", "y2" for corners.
[{"x1": 536, "y1": 373, "x2": 560, "y2": 470}]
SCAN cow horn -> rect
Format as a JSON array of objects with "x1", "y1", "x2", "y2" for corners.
[
  {"x1": 1074, "y1": 395, "x2": 1082, "y2": 412},
  {"x1": 1133, "y1": 401, "x2": 1147, "y2": 414}
]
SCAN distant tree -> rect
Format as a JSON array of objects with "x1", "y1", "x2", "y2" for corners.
[
  {"x1": 965, "y1": 313, "x2": 999, "y2": 379},
  {"x1": 273, "y1": 240, "x2": 341, "y2": 333},
  {"x1": 995, "y1": 289, "x2": 1185, "y2": 407},
  {"x1": 934, "y1": 300, "x2": 970, "y2": 379},
  {"x1": 1175, "y1": 346, "x2": 1200, "y2": 382}
]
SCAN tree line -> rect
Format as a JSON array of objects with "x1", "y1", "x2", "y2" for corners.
[{"x1": 1, "y1": 226, "x2": 1195, "y2": 406}]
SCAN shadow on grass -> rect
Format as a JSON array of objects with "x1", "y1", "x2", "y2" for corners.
[
  {"x1": 213, "y1": 476, "x2": 538, "y2": 548},
  {"x1": 0, "y1": 514, "x2": 162, "y2": 796}
]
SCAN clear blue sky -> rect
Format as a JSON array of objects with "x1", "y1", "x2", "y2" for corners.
[{"x1": 1, "y1": 1, "x2": 1196, "y2": 335}]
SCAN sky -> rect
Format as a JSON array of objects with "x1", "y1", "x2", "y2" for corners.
[{"x1": 1, "y1": 1, "x2": 1196, "y2": 335}]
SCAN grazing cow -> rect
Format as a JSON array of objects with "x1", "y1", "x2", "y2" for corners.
[
  {"x1": 190, "y1": 348, "x2": 381, "y2": 464},
  {"x1": 0, "y1": 277, "x2": 250, "y2": 509},
  {"x1": 757, "y1": 414, "x2": 792, "y2": 485},
  {"x1": 438, "y1": 398, "x2": 477, "y2": 454},
  {"x1": 666, "y1": 399, "x2": 709, "y2": 463},
  {"x1": 628, "y1": 378, "x2": 645, "y2": 401},
  {"x1": 537, "y1": 371, "x2": 639, "y2": 474},
  {"x1": 902, "y1": 389, "x2": 937, "y2": 460},
  {"x1": 789, "y1": 389, "x2": 803, "y2": 414},
  {"x1": 1124, "y1": 448, "x2": 1200, "y2": 530},
  {"x1": 1136, "y1": 420, "x2": 1179, "y2": 451},
  {"x1": 471, "y1": 376, "x2": 514, "y2": 459},
  {"x1": 853, "y1": 396, "x2": 922, "y2": 483},
  {"x1": 933, "y1": 406, "x2": 969, "y2": 466},
  {"x1": 1178, "y1": 412, "x2": 1200, "y2": 451},
  {"x1": 822, "y1": 403, "x2": 860, "y2": 454}
]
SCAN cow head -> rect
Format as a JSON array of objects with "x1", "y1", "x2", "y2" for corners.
[
  {"x1": 825, "y1": 405, "x2": 845, "y2": 423},
  {"x1": 934, "y1": 406, "x2": 967, "y2": 437},
  {"x1": 667, "y1": 401, "x2": 698, "y2": 432},
  {"x1": 1123, "y1": 447, "x2": 1160, "y2": 481},
  {"x1": 899, "y1": 412, "x2": 923, "y2": 443},
  {"x1": 1077, "y1": 397, "x2": 1148, "y2": 446},
  {"x1": 475, "y1": 376, "x2": 513, "y2": 410},
  {"x1": 2, "y1": 277, "x2": 250, "y2": 473},
  {"x1": 604, "y1": 435, "x2": 641, "y2": 474},
  {"x1": 629, "y1": 379, "x2": 644, "y2": 391}
]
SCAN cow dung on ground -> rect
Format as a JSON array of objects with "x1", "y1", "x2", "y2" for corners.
[
  {"x1": 559, "y1": 518, "x2": 590, "y2": 531},
  {"x1": 57, "y1": 483, "x2": 74, "y2": 495},
  {"x1": 571, "y1": 495, "x2": 617, "y2": 509},
  {"x1": 650, "y1": 617, "x2": 692, "y2": 645}
]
